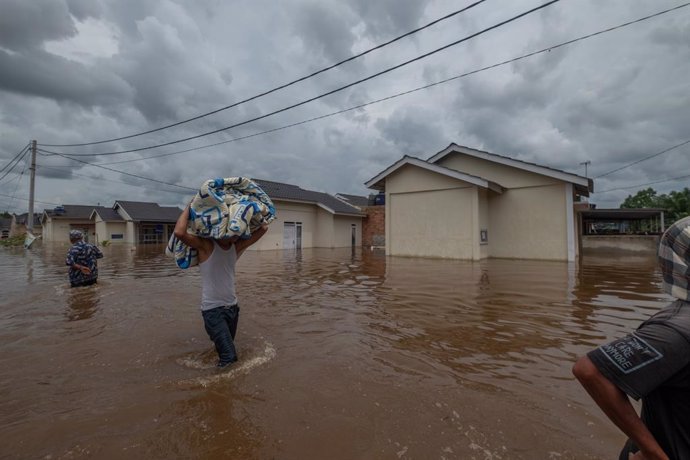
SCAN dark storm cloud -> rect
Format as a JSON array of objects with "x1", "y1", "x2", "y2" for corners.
[
  {"x1": 1, "y1": 0, "x2": 690, "y2": 211},
  {"x1": 375, "y1": 106, "x2": 445, "y2": 155},
  {"x1": 0, "y1": 49, "x2": 131, "y2": 106},
  {"x1": 0, "y1": 0, "x2": 76, "y2": 51},
  {"x1": 292, "y1": 2, "x2": 358, "y2": 63}
]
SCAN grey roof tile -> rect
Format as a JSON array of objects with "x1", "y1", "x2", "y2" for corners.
[
  {"x1": 115, "y1": 201, "x2": 182, "y2": 222},
  {"x1": 254, "y1": 179, "x2": 363, "y2": 215}
]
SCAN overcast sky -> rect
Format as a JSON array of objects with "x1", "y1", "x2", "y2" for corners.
[{"x1": 1, "y1": 0, "x2": 689, "y2": 213}]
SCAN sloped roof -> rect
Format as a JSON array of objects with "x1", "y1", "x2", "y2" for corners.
[
  {"x1": 114, "y1": 201, "x2": 182, "y2": 222},
  {"x1": 13, "y1": 212, "x2": 43, "y2": 226},
  {"x1": 428, "y1": 143, "x2": 592, "y2": 195},
  {"x1": 90, "y1": 207, "x2": 124, "y2": 221},
  {"x1": 254, "y1": 179, "x2": 363, "y2": 216},
  {"x1": 43, "y1": 205, "x2": 102, "y2": 220},
  {"x1": 335, "y1": 193, "x2": 370, "y2": 207},
  {"x1": 365, "y1": 156, "x2": 503, "y2": 193}
]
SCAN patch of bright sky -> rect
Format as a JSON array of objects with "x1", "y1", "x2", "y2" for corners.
[{"x1": 44, "y1": 17, "x2": 119, "y2": 64}]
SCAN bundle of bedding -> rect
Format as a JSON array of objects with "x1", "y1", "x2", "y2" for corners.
[{"x1": 166, "y1": 177, "x2": 276, "y2": 268}]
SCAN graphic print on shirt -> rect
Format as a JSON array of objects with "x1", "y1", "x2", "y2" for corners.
[{"x1": 598, "y1": 332, "x2": 663, "y2": 374}]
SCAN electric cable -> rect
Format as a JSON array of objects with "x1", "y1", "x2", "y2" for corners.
[
  {"x1": 594, "y1": 139, "x2": 690, "y2": 178},
  {"x1": 38, "y1": 1, "x2": 487, "y2": 148},
  {"x1": 39, "y1": 0, "x2": 562, "y2": 157},
  {"x1": 50, "y1": 2, "x2": 690, "y2": 168}
]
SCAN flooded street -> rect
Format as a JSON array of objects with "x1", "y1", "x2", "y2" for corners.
[{"x1": 0, "y1": 244, "x2": 667, "y2": 459}]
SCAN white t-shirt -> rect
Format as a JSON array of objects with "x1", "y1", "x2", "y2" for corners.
[{"x1": 199, "y1": 241, "x2": 238, "y2": 310}]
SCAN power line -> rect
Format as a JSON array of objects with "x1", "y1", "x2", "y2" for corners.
[
  {"x1": 37, "y1": 164, "x2": 148, "y2": 187},
  {"x1": 5, "y1": 153, "x2": 29, "y2": 212},
  {"x1": 40, "y1": 0, "x2": 562, "y2": 158},
  {"x1": 0, "y1": 143, "x2": 30, "y2": 174},
  {"x1": 38, "y1": 1, "x2": 488, "y2": 148},
  {"x1": 594, "y1": 139, "x2": 690, "y2": 178},
  {"x1": 40, "y1": 151, "x2": 196, "y2": 191},
  {"x1": 58, "y1": 2, "x2": 690, "y2": 168},
  {"x1": 0, "y1": 144, "x2": 30, "y2": 183},
  {"x1": 594, "y1": 172, "x2": 690, "y2": 194},
  {"x1": 0, "y1": 191, "x2": 61, "y2": 206}
]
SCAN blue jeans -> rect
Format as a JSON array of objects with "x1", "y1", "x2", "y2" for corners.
[{"x1": 201, "y1": 304, "x2": 240, "y2": 366}]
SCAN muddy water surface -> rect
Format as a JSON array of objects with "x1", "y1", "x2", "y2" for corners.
[{"x1": 0, "y1": 244, "x2": 667, "y2": 459}]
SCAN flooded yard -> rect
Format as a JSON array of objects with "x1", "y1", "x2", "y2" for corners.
[{"x1": 0, "y1": 243, "x2": 667, "y2": 459}]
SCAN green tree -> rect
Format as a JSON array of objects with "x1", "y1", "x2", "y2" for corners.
[
  {"x1": 620, "y1": 187, "x2": 661, "y2": 209},
  {"x1": 659, "y1": 188, "x2": 690, "y2": 223},
  {"x1": 0, "y1": 211, "x2": 11, "y2": 218},
  {"x1": 620, "y1": 187, "x2": 690, "y2": 224}
]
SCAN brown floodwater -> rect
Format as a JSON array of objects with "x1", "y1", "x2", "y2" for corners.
[{"x1": 0, "y1": 243, "x2": 668, "y2": 459}]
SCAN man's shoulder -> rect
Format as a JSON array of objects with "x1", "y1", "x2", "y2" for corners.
[{"x1": 643, "y1": 300, "x2": 690, "y2": 340}]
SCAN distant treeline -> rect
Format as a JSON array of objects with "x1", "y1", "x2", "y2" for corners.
[{"x1": 621, "y1": 187, "x2": 690, "y2": 223}]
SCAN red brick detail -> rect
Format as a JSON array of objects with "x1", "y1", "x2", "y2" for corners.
[{"x1": 362, "y1": 206, "x2": 385, "y2": 247}]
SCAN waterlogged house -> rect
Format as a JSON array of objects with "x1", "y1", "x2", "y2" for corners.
[
  {"x1": 35, "y1": 180, "x2": 363, "y2": 249},
  {"x1": 251, "y1": 179, "x2": 363, "y2": 250},
  {"x1": 365, "y1": 144, "x2": 593, "y2": 261},
  {"x1": 41, "y1": 202, "x2": 181, "y2": 244},
  {"x1": 41, "y1": 205, "x2": 105, "y2": 243}
]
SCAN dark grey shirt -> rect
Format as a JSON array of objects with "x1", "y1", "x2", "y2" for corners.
[{"x1": 588, "y1": 300, "x2": 690, "y2": 460}]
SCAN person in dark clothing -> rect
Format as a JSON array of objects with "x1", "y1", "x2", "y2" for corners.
[
  {"x1": 174, "y1": 204, "x2": 268, "y2": 368},
  {"x1": 572, "y1": 216, "x2": 690, "y2": 460},
  {"x1": 65, "y1": 230, "x2": 103, "y2": 288}
]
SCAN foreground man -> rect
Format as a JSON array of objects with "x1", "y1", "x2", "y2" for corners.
[
  {"x1": 174, "y1": 204, "x2": 268, "y2": 368},
  {"x1": 573, "y1": 216, "x2": 690, "y2": 460},
  {"x1": 65, "y1": 230, "x2": 104, "y2": 288}
]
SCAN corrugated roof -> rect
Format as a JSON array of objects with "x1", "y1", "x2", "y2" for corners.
[
  {"x1": 114, "y1": 201, "x2": 182, "y2": 222},
  {"x1": 254, "y1": 179, "x2": 363, "y2": 215}
]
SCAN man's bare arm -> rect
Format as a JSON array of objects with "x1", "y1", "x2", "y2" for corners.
[
  {"x1": 572, "y1": 356, "x2": 668, "y2": 460},
  {"x1": 235, "y1": 224, "x2": 268, "y2": 258},
  {"x1": 174, "y1": 204, "x2": 211, "y2": 254}
]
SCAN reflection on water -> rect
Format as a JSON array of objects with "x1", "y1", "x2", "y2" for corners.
[
  {"x1": 66, "y1": 285, "x2": 101, "y2": 321},
  {"x1": 0, "y1": 244, "x2": 669, "y2": 459}
]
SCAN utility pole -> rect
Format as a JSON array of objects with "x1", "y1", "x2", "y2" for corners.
[
  {"x1": 579, "y1": 160, "x2": 591, "y2": 178},
  {"x1": 27, "y1": 140, "x2": 37, "y2": 232}
]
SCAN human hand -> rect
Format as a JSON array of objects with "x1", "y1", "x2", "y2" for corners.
[{"x1": 79, "y1": 266, "x2": 92, "y2": 275}]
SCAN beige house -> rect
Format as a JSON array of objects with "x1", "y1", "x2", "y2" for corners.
[
  {"x1": 41, "y1": 202, "x2": 181, "y2": 244},
  {"x1": 251, "y1": 179, "x2": 363, "y2": 250},
  {"x1": 36, "y1": 180, "x2": 363, "y2": 249},
  {"x1": 41, "y1": 205, "x2": 103, "y2": 243},
  {"x1": 365, "y1": 144, "x2": 592, "y2": 261}
]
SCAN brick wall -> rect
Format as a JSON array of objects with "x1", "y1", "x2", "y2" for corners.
[{"x1": 362, "y1": 206, "x2": 385, "y2": 247}]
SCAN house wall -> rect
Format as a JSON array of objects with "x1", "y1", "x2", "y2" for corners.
[
  {"x1": 45, "y1": 219, "x2": 95, "y2": 243},
  {"x1": 249, "y1": 200, "x2": 363, "y2": 250},
  {"x1": 333, "y1": 215, "x2": 362, "y2": 248},
  {"x1": 487, "y1": 183, "x2": 568, "y2": 260},
  {"x1": 385, "y1": 165, "x2": 478, "y2": 259},
  {"x1": 362, "y1": 206, "x2": 385, "y2": 247},
  {"x1": 437, "y1": 155, "x2": 562, "y2": 189},
  {"x1": 96, "y1": 221, "x2": 127, "y2": 244},
  {"x1": 251, "y1": 200, "x2": 317, "y2": 250},
  {"x1": 439, "y1": 153, "x2": 576, "y2": 260},
  {"x1": 478, "y1": 189, "x2": 489, "y2": 259},
  {"x1": 125, "y1": 221, "x2": 136, "y2": 244},
  {"x1": 315, "y1": 207, "x2": 334, "y2": 248}
]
